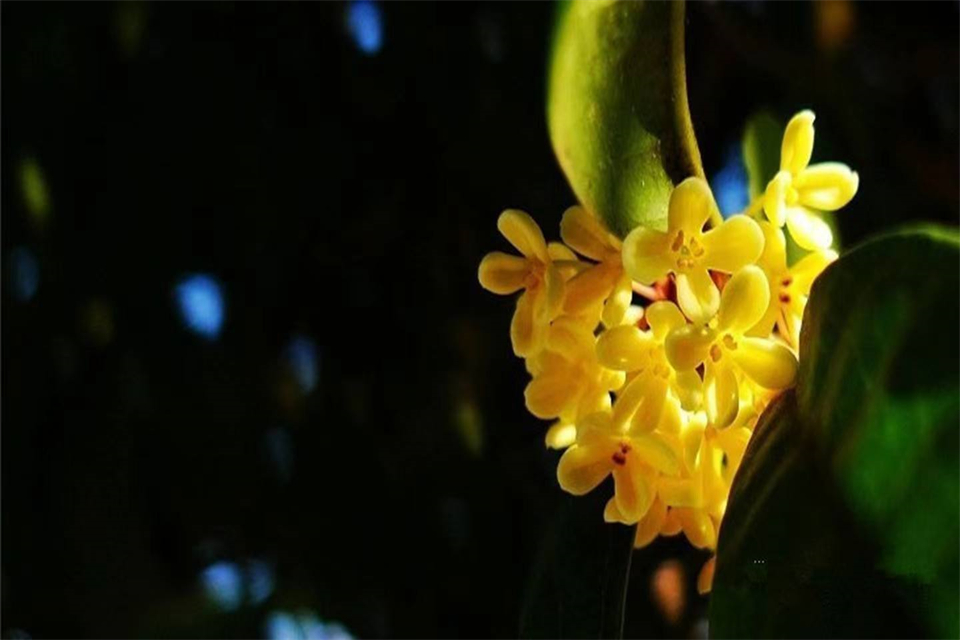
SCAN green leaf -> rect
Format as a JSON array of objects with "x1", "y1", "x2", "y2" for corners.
[
  {"x1": 520, "y1": 488, "x2": 636, "y2": 639},
  {"x1": 711, "y1": 227, "x2": 960, "y2": 638},
  {"x1": 547, "y1": 0, "x2": 706, "y2": 238},
  {"x1": 740, "y1": 110, "x2": 841, "y2": 262}
]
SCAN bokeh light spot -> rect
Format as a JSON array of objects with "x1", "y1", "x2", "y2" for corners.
[
  {"x1": 200, "y1": 561, "x2": 243, "y2": 612},
  {"x1": 265, "y1": 611, "x2": 303, "y2": 640},
  {"x1": 174, "y1": 274, "x2": 224, "y2": 339},
  {"x1": 711, "y1": 144, "x2": 750, "y2": 218},
  {"x1": 651, "y1": 559, "x2": 686, "y2": 625},
  {"x1": 9, "y1": 247, "x2": 40, "y2": 302},
  {"x1": 346, "y1": 0, "x2": 383, "y2": 55},
  {"x1": 247, "y1": 559, "x2": 276, "y2": 605},
  {"x1": 19, "y1": 158, "x2": 51, "y2": 228},
  {"x1": 264, "y1": 426, "x2": 295, "y2": 484},
  {"x1": 285, "y1": 335, "x2": 319, "y2": 393}
]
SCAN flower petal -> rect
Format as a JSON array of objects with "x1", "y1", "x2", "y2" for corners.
[
  {"x1": 732, "y1": 336, "x2": 798, "y2": 390},
  {"x1": 478, "y1": 251, "x2": 531, "y2": 294},
  {"x1": 701, "y1": 215, "x2": 764, "y2": 273},
  {"x1": 497, "y1": 209, "x2": 548, "y2": 262},
  {"x1": 596, "y1": 325, "x2": 651, "y2": 371},
  {"x1": 634, "y1": 498, "x2": 667, "y2": 548},
  {"x1": 705, "y1": 361, "x2": 739, "y2": 429},
  {"x1": 791, "y1": 248, "x2": 837, "y2": 295},
  {"x1": 611, "y1": 372, "x2": 663, "y2": 431},
  {"x1": 547, "y1": 241, "x2": 578, "y2": 262},
  {"x1": 545, "y1": 422, "x2": 577, "y2": 450},
  {"x1": 541, "y1": 263, "x2": 566, "y2": 322},
  {"x1": 785, "y1": 207, "x2": 833, "y2": 251},
  {"x1": 613, "y1": 459, "x2": 655, "y2": 522},
  {"x1": 629, "y1": 375, "x2": 669, "y2": 433},
  {"x1": 668, "y1": 177, "x2": 719, "y2": 235},
  {"x1": 603, "y1": 496, "x2": 632, "y2": 525},
  {"x1": 676, "y1": 268, "x2": 720, "y2": 324},
  {"x1": 716, "y1": 265, "x2": 770, "y2": 335},
  {"x1": 563, "y1": 262, "x2": 619, "y2": 315},
  {"x1": 557, "y1": 442, "x2": 613, "y2": 496},
  {"x1": 756, "y1": 220, "x2": 788, "y2": 275},
  {"x1": 631, "y1": 432, "x2": 681, "y2": 476},
  {"x1": 645, "y1": 301, "x2": 686, "y2": 342},
  {"x1": 510, "y1": 290, "x2": 545, "y2": 357},
  {"x1": 796, "y1": 162, "x2": 859, "y2": 211},
  {"x1": 674, "y1": 369, "x2": 704, "y2": 411},
  {"x1": 525, "y1": 367, "x2": 582, "y2": 419},
  {"x1": 661, "y1": 508, "x2": 684, "y2": 535},
  {"x1": 659, "y1": 477, "x2": 703, "y2": 508},
  {"x1": 780, "y1": 109, "x2": 815, "y2": 175},
  {"x1": 763, "y1": 171, "x2": 791, "y2": 228},
  {"x1": 622, "y1": 227, "x2": 673, "y2": 284},
  {"x1": 677, "y1": 507, "x2": 718, "y2": 550},
  {"x1": 697, "y1": 557, "x2": 716, "y2": 595},
  {"x1": 560, "y1": 205, "x2": 616, "y2": 261},
  {"x1": 665, "y1": 324, "x2": 714, "y2": 372},
  {"x1": 601, "y1": 271, "x2": 633, "y2": 327},
  {"x1": 545, "y1": 316, "x2": 595, "y2": 361}
]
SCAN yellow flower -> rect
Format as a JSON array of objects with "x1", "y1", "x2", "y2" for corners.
[
  {"x1": 558, "y1": 411, "x2": 681, "y2": 523},
  {"x1": 665, "y1": 266, "x2": 798, "y2": 428},
  {"x1": 622, "y1": 178, "x2": 764, "y2": 324},
  {"x1": 595, "y1": 301, "x2": 703, "y2": 433},
  {"x1": 478, "y1": 209, "x2": 567, "y2": 357},
  {"x1": 764, "y1": 110, "x2": 859, "y2": 250},
  {"x1": 559, "y1": 205, "x2": 634, "y2": 327},
  {"x1": 750, "y1": 221, "x2": 838, "y2": 346},
  {"x1": 524, "y1": 317, "x2": 625, "y2": 424}
]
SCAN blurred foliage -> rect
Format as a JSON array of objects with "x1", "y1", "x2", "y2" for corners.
[{"x1": 712, "y1": 228, "x2": 959, "y2": 638}]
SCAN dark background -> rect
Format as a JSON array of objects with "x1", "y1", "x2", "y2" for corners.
[{"x1": 2, "y1": 2, "x2": 957, "y2": 638}]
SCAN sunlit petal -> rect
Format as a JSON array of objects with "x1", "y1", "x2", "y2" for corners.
[
  {"x1": 786, "y1": 207, "x2": 833, "y2": 250},
  {"x1": 631, "y1": 432, "x2": 681, "y2": 476},
  {"x1": 665, "y1": 324, "x2": 714, "y2": 372},
  {"x1": 645, "y1": 301, "x2": 686, "y2": 342},
  {"x1": 634, "y1": 498, "x2": 667, "y2": 548},
  {"x1": 622, "y1": 227, "x2": 672, "y2": 284},
  {"x1": 613, "y1": 460, "x2": 655, "y2": 522},
  {"x1": 668, "y1": 177, "x2": 718, "y2": 235},
  {"x1": 629, "y1": 375, "x2": 669, "y2": 433},
  {"x1": 546, "y1": 316, "x2": 595, "y2": 361},
  {"x1": 545, "y1": 421, "x2": 577, "y2": 450},
  {"x1": 478, "y1": 251, "x2": 530, "y2": 294},
  {"x1": 780, "y1": 110, "x2": 815, "y2": 175},
  {"x1": 658, "y1": 476, "x2": 703, "y2": 508},
  {"x1": 547, "y1": 241, "x2": 578, "y2": 262},
  {"x1": 560, "y1": 205, "x2": 614, "y2": 261},
  {"x1": 497, "y1": 209, "x2": 549, "y2": 262},
  {"x1": 701, "y1": 215, "x2": 764, "y2": 273},
  {"x1": 796, "y1": 162, "x2": 859, "y2": 211},
  {"x1": 674, "y1": 369, "x2": 704, "y2": 411},
  {"x1": 756, "y1": 221, "x2": 787, "y2": 275},
  {"x1": 677, "y1": 507, "x2": 718, "y2": 549},
  {"x1": 563, "y1": 262, "x2": 619, "y2": 315},
  {"x1": 601, "y1": 272, "x2": 633, "y2": 327},
  {"x1": 676, "y1": 268, "x2": 720, "y2": 324},
  {"x1": 557, "y1": 442, "x2": 613, "y2": 495},
  {"x1": 525, "y1": 368, "x2": 582, "y2": 419},
  {"x1": 603, "y1": 496, "x2": 632, "y2": 525},
  {"x1": 509, "y1": 290, "x2": 544, "y2": 357},
  {"x1": 791, "y1": 248, "x2": 837, "y2": 295},
  {"x1": 716, "y1": 265, "x2": 770, "y2": 335},
  {"x1": 705, "y1": 361, "x2": 739, "y2": 429},
  {"x1": 541, "y1": 264, "x2": 565, "y2": 322},
  {"x1": 763, "y1": 171, "x2": 791, "y2": 227},
  {"x1": 596, "y1": 325, "x2": 651, "y2": 371},
  {"x1": 732, "y1": 337, "x2": 798, "y2": 389}
]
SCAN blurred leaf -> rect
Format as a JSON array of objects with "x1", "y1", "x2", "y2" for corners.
[
  {"x1": 547, "y1": 0, "x2": 706, "y2": 238},
  {"x1": 711, "y1": 227, "x2": 960, "y2": 638},
  {"x1": 740, "y1": 110, "x2": 841, "y2": 263},
  {"x1": 520, "y1": 489, "x2": 636, "y2": 639}
]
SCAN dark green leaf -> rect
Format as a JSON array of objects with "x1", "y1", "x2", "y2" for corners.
[
  {"x1": 520, "y1": 488, "x2": 636, "y2": 639},
  {"x1": 547, "y1": 0, "x2": 706, "y2": 238},
  {"x1": 711, "y1": 227, "x2": 960, "y2": 638}
]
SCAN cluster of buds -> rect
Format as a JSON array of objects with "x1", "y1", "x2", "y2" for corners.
[{"x1": 479, "y1": 111, "x2": 858, "y2": 593}]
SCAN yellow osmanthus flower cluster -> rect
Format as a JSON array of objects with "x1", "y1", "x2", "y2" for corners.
[{"x1": 478, "y1": 110, "x2": 857, "y2": 594}]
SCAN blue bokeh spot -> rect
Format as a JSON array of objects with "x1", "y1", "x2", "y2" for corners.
[
  {"x1": 711, "y1": 144, "x2": 750, "y2": 218},
  {"x1": 174, "y1": 273, "x2": 224, "y2": 339},
  {"x1": 347, "y1": 0, "x2": 383, "y2": 55}
]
